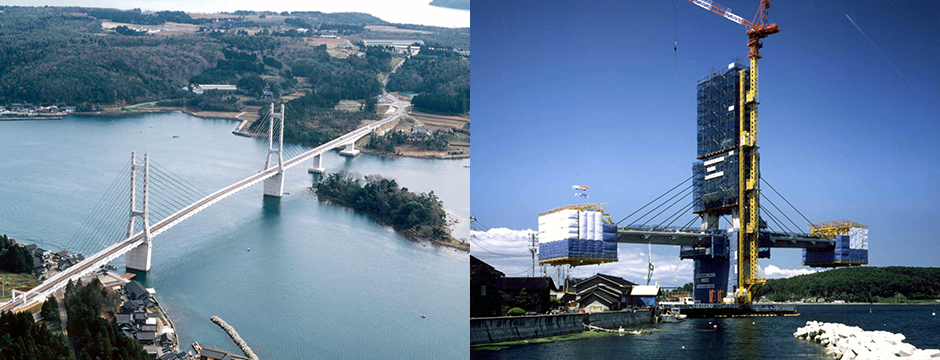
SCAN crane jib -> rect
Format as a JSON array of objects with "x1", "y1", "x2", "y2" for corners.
[{"x1": 690, "y1": 0, "x2": 746, "y2": 25}]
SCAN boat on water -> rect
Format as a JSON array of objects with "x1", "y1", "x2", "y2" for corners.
[{"x1": 660, "y1": 307, "x2": 687, "y2": 323}]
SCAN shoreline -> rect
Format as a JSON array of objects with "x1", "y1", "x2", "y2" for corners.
[
  {"x1": 315, "y1": 196, "x2": 469, "y2": 252},
  {"x1": 766, "y1": 302, "x2": 940, "y2": 305},
  {"x1": 67, "y1": 106, "x2": 471, "y2": 160},
  {"x1": 358, "y1": 147, "x2": 471, "y2": 160}
]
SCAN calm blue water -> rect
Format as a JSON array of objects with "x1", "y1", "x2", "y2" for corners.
[
  {"x1": 471, "y1": 305, "x2": 940, "y2": 359},
  {"x1": 0, "y1": 113, "x2": 469, "y2": 359}
]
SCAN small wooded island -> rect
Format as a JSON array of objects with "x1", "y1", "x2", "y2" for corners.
[{"x1": 314, "y1": 171, "x2": 468, "y2": 251}]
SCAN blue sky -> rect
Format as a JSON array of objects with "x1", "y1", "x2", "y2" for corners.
[{"x1": 471, "y1": 0, "x2": 940, "y2": 285}]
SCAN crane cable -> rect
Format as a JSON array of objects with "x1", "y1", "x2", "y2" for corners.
[{"x1": 674, "y1": 0, "x2": 678, "y2": 75}]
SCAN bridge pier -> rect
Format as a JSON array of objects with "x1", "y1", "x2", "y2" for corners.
[
  {"x1": 701, "y1": 213, "x2": 720, "y2": 230},
  {"x1": 263, "y1": 173, "x2": 284, "y2": 198},
  {"x1": 308, "y1": 153, "x2": 326, "y2": 174},
  {"x1": 126, "y1": 241, "x2": 153, "y2": 272},
  {"x1": 339, "y1": 143, "x2": 360, "y2": 157}
]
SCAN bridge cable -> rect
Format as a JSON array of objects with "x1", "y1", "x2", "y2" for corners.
[
  {"x1": 616, "y1": 175, "x2": 693, "y2": 225},
  {"x1": 86, "y1": 179, "x2": 135, "y2": 253},
  {"x1": 626, "y1": 184, "x2": 693, "y2": 229},
  {"x1": 659, "y1": 201, "x2": 696, "y2": 230},
  {"x1": 647, "y1": 189, "x2": 694, "y2": 230},
  {"x1": 65, "y1": 161, "x2": 130, "y2": 253},
  {"x1": 147, "y1": 167, "x2": 207, "y2": 206},
  {"x1": 67, "y1": 160, "x2": 133, "y2": 255},
  {"x1": 148, "y1": 165, "x2": 206, "y2": 200},
  {"x1": 759, "y1": 203, "x2": 789, "y2": 234},
  {"x1": 759, "y1": 192, "x2": 806, "y2": 236},
  {"x1": 765, "y1": 199, "x2": 800, "y2": 235},
  {"x1": 639, "y1": 186, "x2": 693, "y2": 229},
  {"x1": 146, "y1": 176, "x2": 199, "y2": 214},
  {"x1": 761, "y1": 178, "x2": 818, "y2": 230},
  {"x1": 764, "y1": 202, "x2": 795, "y2": 235},
  {"x1": 680, "y1": 216, "x2": 699, "y2": 231},
  {"x1": 63, "y1": 159, "x2": 129, "y2": 252},
  {"x1": 150, "y1": 160, "x2": 207, "y2": 195}
]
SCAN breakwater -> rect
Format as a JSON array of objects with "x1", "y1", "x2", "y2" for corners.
[
  {"x1": 471, "y1": 309, "x2": 653, "y2": 345},
  {"x1": 794, "y1": 321, "x2": 940, "y2": 359},
  {"x1": 210, "y1": 316, "x2": 259, "y2": 360}
]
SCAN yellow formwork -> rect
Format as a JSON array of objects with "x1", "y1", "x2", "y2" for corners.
[
  {"x1": 538, "y1": 203, "x2": 614, "y2": 225},
  {"x1": 809, "y1": 220, "x2": 868, "y2": 238},
  {"x1": 538, "y1": 257, "x2": 615, "y2": 267}
]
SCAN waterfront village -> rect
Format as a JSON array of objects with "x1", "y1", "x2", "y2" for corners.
[
  {"x1": 0, "y1": 103, "x2": 76, "y2": 118},
  {"x1": 3, "y1": 238, "x2": 252, "y2": 360}
]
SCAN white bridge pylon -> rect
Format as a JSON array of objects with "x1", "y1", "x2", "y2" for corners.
[
  {"x1": 263, "y1": 103, "x2": 285, "y2": 197},
  {"x1": 126, "y1": 151, "x2": 153, "y2": 271}
]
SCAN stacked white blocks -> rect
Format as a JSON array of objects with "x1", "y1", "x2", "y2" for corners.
[{"x1": 794, "y1": 321, "x2": 940, "y2": 360}]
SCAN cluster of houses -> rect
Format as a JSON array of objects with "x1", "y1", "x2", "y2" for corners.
[
  {"x1": 470, "y1": 255, "x2": 662, "y2": 317},
  {"x1": 116, "y1": 280, "x2": 185, "y2": 360},
  {"x1": 3, "y1": 103, "x2": 75, "y2": 114},
  {"x1": 24, "y1": 243, "x2": 84, "y2": 275}
]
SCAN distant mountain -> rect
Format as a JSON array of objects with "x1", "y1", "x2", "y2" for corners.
[
  {"x1": 761, "y1": 266, "x2": 940, "y2": 303},
  {"x1": 430, "y1": 0, "x2": 470, "y2": 11}
]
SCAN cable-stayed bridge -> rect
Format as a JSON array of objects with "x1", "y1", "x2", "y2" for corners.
[{"x1": 2, "y1": 93, "x2": 408, "y2": 312}]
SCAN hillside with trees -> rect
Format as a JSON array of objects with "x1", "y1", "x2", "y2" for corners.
[
  {"x1": 0, "y1": 6, "x2": 463, "y2": 114},
  {"x1": 64, "y1": 278, "x2": 148, "y2": 360},
  {"x1": 761, "y1": 266, "x2": 940, "y2": 303},
  {"x1": 313, "y1": 171, "x2": 466, "y2": 250},
  {"x1": 0, "y1": 235, "x2": 34, "y2": 273},
  {"x1": 0, "y1": 310, "x2": 71, "y2": 360},
  {"x1": 387, "y1": 46, "x2": 469, "y2": 115}
]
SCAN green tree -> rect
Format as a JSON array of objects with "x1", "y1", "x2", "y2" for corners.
[
  {"x1": 0, "y1": 310, "x2": 71, "y2": 360},
  {"x1": 515, "y1": 288, "x2": 533, "y2": 311},
  {"x1": 40, "y1": 295, "x2": 60, "y2": 324}
]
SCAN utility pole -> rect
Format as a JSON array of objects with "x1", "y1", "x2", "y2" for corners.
[{"x1": 529, "y1": 233, "x2": 538, "y2": 277}]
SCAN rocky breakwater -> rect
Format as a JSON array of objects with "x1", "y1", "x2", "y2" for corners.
[
  {"x1": 794, "y1": 321, "x2": 940, "y2": 360},
  {"x1": 210, "y1": 316, "x2": 259, "y2": 360}
]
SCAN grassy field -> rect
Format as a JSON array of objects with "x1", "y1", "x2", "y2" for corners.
[{"x1": 0, "y1": 271, "x2": 39, "y2": 301}]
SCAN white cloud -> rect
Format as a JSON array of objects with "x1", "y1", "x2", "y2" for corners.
[
  {"x1": 762, "y1": 264, "x2": 817, "y2": 279},
  {"x1": 470, "y1": 228, "x2": 694, "y2": 287}
]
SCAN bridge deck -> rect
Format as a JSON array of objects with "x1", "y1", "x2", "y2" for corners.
[
  {"x1": 0, "y1": 93, "x2": 407, "y2": 312},
  {"x1": 616, "y1": 229, "x2": 835, "y2": 249}
]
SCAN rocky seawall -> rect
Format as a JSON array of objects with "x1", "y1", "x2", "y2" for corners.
[
  {"x1": 794, "y1": 321, "x2": 940, "y2": 359},
  {"x1": 211, "y1": 316, "x2": 259, "y2": 360}
]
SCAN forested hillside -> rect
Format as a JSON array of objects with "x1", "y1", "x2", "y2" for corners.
[
  {"x1": 762, "y1": 266, "x2": 940, "y2": 303},
  {"x1": 314, "y1": 171, "x2": 464, "y2": 249},
  {"x1": 387, "y1": 46, "x2": 469, "y2": 114}
]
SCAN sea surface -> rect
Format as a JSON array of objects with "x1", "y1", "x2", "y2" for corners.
[
  {"x1": 0, "y1": 113, "x2": 469, "y2": 359},
  {"x1": 0, "y1": 0, "x2": 470, "y2": 28},
  {"x1": 472, "y1": 305, "x2": 940, "y2": 359}
]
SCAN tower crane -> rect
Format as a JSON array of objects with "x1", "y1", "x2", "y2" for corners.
[{"x1": 688, "y1": 0, "x2": 779, "y2": 304}]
